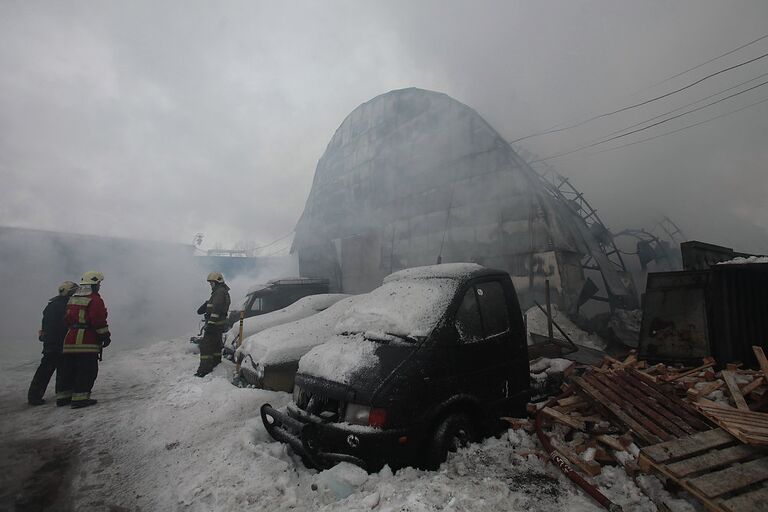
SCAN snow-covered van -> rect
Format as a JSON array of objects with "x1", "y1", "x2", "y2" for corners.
[
  {"x1": 235, "y1": 295, "x2": 362, "y2": 391},
  {"x1": 222, "y1": 293, "x2": 349, "y2": 360},
  {"x1": 261, "y1": 263, "x2": 530, "y2": 471}
]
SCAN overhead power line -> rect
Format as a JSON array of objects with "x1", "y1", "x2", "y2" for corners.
[
  {"x1": 253, "y1": 231, "x2": 293, "y2": 251},
  {"x1": 528, "y1": 78, "x2": 768, "y2": 163},
  {"x1": 262, "y1": 242, "x2": 293, "y2": 257},
  {"x1": 511, "y1": 47, "x2": 768, "y2": 143},
  {"x1": 591, "y1": 95, "x2": 768, "y2": 156},
  {"x1": 639, "y1": 32, "x2": 768, "y2": 92},
  {"x1": 529, "y1": 32, "x2": 768, "y2": 140},
  {"x1": 602, "y1": 71, "x2": 768, "y2": 139}
]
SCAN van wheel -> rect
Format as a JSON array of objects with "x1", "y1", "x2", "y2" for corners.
[{"x1": 427, "y1": 413, "x2": 476, "y2": 469}]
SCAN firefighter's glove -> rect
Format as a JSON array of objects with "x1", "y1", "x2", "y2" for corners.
[
  {"x1": 38, "y1": 330, "x2": 44, "y2": 342},
  {"x1": 98, "y1": 333, "x2": 111, "y2": 348},
  {"x1": 197, "y1": 302, "x2": 208, "y2": 315}
]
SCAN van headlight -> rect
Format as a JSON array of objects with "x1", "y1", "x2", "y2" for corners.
[
  {"x1": 344, "y1": 404, "x2": 387, "y2": 427},
  {"x1": 344, "y1": 403, "x2": 371, "y2": 425}
]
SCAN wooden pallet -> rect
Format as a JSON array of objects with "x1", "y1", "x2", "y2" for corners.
[
  {"x1": 572, "y1": 368, "x2": 712, "y2": 446},
  {"x1": 695, "y1": 399, "x2": 768, "y2": 446},
  {"x1": 639, "y1": 428, "x2": 768, "y2": 512}
]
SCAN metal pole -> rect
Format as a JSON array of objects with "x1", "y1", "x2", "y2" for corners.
[
  {"x1": 545, "y1": 279, "x2": 554, "y2": 343},
  {"x1": 234, "y1": 310, "x2": 245, "y2": 375}
]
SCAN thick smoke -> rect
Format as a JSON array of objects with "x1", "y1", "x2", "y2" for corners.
[{"x1": 0, "y1": 227, "x2": 297, "y2": 362}]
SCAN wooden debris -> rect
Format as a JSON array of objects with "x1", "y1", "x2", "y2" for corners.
[
  {"x1": 557, "y1": 395, "x2": 584, "y2": 407},
  {"x1": 741, "y1": 376, "x2": 764, "y2": 396},
  {"x1": 595, "y1": 434, "x2": 625, "y2": 451},
  {"x1": 721, "y1": 370, "x2": 750, "y2": 411},
  {"x1": 639, "y1": 428, "x2": 768, "y2": 512},
  {"x1": 522, "y1": 352, "x2": 768, "y2": 512},
  {"x1": 622, "y1": 350, "x2": 638, "y2": 367},
  {"x1": 695, "y1": 399, "x2": 768, "y2": 445},
  {"x1": 754, "y1": 346, "x2": 768, "y2": 378},
  {"x1": 572, "y1": 375, "x2": 661, "y2": 445},
  {"x1": 541, "y1": 407, "x2": 585, "y2": 431},
  {"x1": 663, "y1": 357, "x2": 716, "y2": 382},
  {"x1": 501, "y1": 417, "x2": 535, "y2": 432},
  {"x1": 551, "y1": 439, "x2": 602, "y2": 476},
  {"x1": 688, "y1": 380, "x2": 724, "y2": 401}
]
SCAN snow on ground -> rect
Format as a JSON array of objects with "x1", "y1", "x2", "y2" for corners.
[
  {"x1": 525, "y1": 305, "x2": 606, "y2": 351},
  {"x1": 2, "y1": 338, "x2": 662, "y2": 511}
]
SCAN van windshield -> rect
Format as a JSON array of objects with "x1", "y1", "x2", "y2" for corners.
[{"x1": 335, "y1": 278, "x2": 458, "y2": 339}]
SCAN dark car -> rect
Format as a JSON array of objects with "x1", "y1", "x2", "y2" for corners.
[
  {"x1": 226, "y1": 277, "x2": 330, "y2": 329},
  {"x1": 261, "y1": 263, "x2": 530, "y2": 472}
]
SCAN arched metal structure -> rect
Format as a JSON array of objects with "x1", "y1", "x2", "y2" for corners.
[
  {"x1": 294, "y1": 88, "x2": 641, "y2": 313},
  {"x1": 533, "y1": 168, "x2": 639, "y2": 312}
]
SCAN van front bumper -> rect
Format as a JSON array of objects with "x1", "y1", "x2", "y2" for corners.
[{"x1": 260, "y1": 403, "x2": 415, "y2": 471}]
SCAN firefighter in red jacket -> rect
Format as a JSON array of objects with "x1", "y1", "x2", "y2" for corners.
[{"x1": 58, "y1": 271, "x2": 111, "y2": 409}]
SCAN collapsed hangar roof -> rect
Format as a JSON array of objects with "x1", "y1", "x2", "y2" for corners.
[{"x1": 294, "y1": 88, "x2": 625, "y2": 303}]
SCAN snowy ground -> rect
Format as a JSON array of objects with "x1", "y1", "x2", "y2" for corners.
[{"x1": 0, "y1": 339, "x2": 664, "y2": 512}]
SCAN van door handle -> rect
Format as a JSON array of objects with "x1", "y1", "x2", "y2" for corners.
[{"x1": 423, "y1": 376, "x2": 430, "y2": 382}]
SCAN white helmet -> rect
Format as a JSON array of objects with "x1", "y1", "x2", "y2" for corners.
[
  {"x1": 80, "y1": 271, "x2": 105, "y2": 286},
  {"x1": 206, "y1": 271, "x2": 224, "y2": 284}
]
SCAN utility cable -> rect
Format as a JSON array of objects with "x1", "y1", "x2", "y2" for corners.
[
  {"x1": 529, "y1": 78, "x2": 768, "y2": 163},
  {"x1": 516, "y1": 32, "x2": 768, "y2": 141},
  {"x1": 253, "y1": 231, "x2": 294, "y2": 251},
  {"x1": 601, "y1": 71, "x2": 768, "y2": 139},
  {"x1": 511, "y1": 48, "x2": 768, "y2": 143},
  {"x1": 637, "y1": 32, "x2": 768, "y2": 92},
  {"x1": 262, "y1": 241, "x2": 293, "y2": 257},
  {"x1": 590, "y1": 95, "x2": 768, "y2": 156}
]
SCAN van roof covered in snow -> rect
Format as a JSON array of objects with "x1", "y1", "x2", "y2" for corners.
[
  {"x1": 384, "y1": 263, "x2": 501, "y2": 283},
  {"x1": 246, "y1": 277, "x2": 330, "y2": 296}
]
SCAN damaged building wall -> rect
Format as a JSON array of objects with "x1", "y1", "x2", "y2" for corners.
[{"x1": 294, "y1": 88, "x2": 611, "y2": 310}]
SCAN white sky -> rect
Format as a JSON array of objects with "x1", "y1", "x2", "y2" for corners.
[{"x1": 1, "y1": 1, "x2": 767, "y2": 252}]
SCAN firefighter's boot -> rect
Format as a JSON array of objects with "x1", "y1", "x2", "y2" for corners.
[{"x1": 71, "y1": 398, "x2": 98, "y2": 409}]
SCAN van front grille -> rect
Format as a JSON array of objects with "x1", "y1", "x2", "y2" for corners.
[{"x1": 295, "y1": 389, "x2": 341, "y2": 421}]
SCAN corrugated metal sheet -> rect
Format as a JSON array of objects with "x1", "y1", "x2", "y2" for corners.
[{"x1": 639, "y1": 263, "x2": 768, "y2": 368}]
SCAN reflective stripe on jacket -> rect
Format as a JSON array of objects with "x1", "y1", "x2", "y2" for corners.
[
  {"x1": 205, "y1": 283, "x2": 230, "y2": 329},
  {"x1": 63, "y1": 292, "x2": 110, "y2": 354}
]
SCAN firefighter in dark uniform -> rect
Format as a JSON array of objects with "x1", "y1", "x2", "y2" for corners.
[
  {"x1": 27, "y1": 281, "x2": 79, "y2": 405},
  {"x1": 195, "y1": 271, "x2": 230, "y2": 377},
  {"x1": 58, "y1": 271, "x2": 111, "y2": 409}
]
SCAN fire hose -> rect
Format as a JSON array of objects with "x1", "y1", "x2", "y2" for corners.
[{"x1": 534, "y1": 385, "x2": 623, "y2": 512}]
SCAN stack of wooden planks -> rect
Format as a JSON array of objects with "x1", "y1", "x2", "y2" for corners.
[
  {"x1": 514, "y1": 349, "x2": 768, "y2": 511},
  {"x1": 695, "y1": 398, "x2": 768, "y2": 446},
  {"x1": 571, "y1": 367, "x2": 712, "y2": 446},
  {"x1": 638, "y1": 428, "x2": 768, "y2": 512}
]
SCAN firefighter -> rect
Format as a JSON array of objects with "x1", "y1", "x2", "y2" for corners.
[
  {"x1": 58, "y1": 271, "x2": 111, "y2": 409},
  {"x1": 27, "y1": 281, "x2": 79, "y2": 406},
  {"x1": 195, "y1": 271, "x2": 230, "y2": 377}
]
